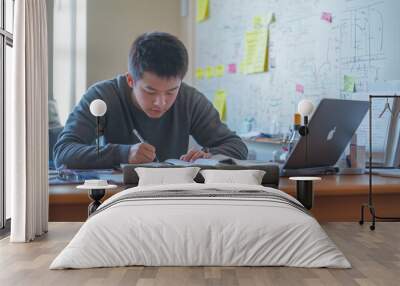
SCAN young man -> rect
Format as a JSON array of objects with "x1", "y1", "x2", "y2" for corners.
[{"x1": 53, "y1": 32, "x2": 247, "y2": 169}]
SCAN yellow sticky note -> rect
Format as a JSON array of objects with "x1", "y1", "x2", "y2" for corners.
[
  {"x1": 196, "y1": 0, "x2": 209, "y2": 22},
  {"x1": 239, "y1": 61, "x2": 247, "y2": 74},
  {"x1": 243, "y1": 29, "x2": 269, "y2": 74},
  {"x1": 205, "y1": 66, "x2": 214, "y2": 79},
  {"x1": 196, "y1": 68, "x2": 204, "y2": 80},
  {"x1": 213, "y1": 90, "x2": 227, "y2": 121},
  {"x1": 344, "y1": 75, "x2": 356, "y2": 92},
  {"x1": 215, "y1": 65, "x2": 225, "y2": 77},
  {"x1": 253, "y1": 16, "x2": 264, "y2": 29}
]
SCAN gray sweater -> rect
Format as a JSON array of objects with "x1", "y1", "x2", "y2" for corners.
[{"x1": 53, "y1": 75, "x2": 248, "y2": 169}]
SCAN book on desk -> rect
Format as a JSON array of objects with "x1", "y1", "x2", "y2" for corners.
[{"x1": 49, "y1": 169, "x2": 124, "y2": 185}]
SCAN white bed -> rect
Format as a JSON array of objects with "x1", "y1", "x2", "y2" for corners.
[{"x1": 50, "y1": 183, "x2": 351, "y2": 269}]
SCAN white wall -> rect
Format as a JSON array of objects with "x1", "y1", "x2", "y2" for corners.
[
  {"x1": 179, "y1": 0, "x2": 196, "y2": 85},
  {"x1": 52, "y1": 0, "x2": 190, "y2": 124},
  {"x1": 86, "y1": 0, "x2": 184, "y2": 87},
  {"x1": 53, "y1": 0, "x2": 87, "y2": 125}
]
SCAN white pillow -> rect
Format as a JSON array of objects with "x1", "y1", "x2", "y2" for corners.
[
  {"x1": 135, "y1": 167, "x2": 200, "y2": 186},
  {"x1": 200, "y1": 169, "x2": 266, "y2": 185}
]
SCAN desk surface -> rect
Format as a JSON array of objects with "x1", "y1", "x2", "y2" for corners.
[
  {"x1": 49, "y1": 174, "x2": 400, "y2": 222},
  {"x1": 280, "y1": 174, "x2": 400, "y2": 196},
  {"x1": 50, "y1": 174, "x2": 400, "y2": 201}
]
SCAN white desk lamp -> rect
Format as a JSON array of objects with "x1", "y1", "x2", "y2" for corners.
[
  {"x1": 89, "y1": 99, "x2": 107, "y2": 158},
  {"x1": 80, "y1": 100, "x2": 109, "y2": 216},
  {"x1": 297, "y1": 99, "x2": 314, "y2": 135},
  {"x1": 298, "y1": 99, "x2": 314, "y2": 165}
]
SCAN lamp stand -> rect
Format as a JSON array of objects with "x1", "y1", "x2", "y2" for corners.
[
  {"x1": 298, "y1": 115, "x2": 310, "y2": 166},
  {"x1": 96, "y1": 117, "x2": 100, "y2": 158},
  {"x1": 88, "y1": 188, "x2": 105, "y2": 216},
  {"x1": 289, "y1": 115, "x2": 321, "y2": 210}
]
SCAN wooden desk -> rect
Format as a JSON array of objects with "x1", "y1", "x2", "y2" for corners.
[
  {"x1": 49, "y1": 174, "x2": 400, "y2": 222},
  {"x1": 280, "y1": 175, "x2": 400, "y2": 221},
  {"x1": 49, "y1": 185, "x2": 125, "y2": 221}
]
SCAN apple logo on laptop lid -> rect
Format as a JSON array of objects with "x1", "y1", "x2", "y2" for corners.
[{"x1": 327, "y1": 126, "x2": 337, "y2": 141}]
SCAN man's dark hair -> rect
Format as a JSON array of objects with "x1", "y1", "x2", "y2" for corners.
[{"x1": 128, "y1": 32, "x2": 188, "y2": 80}]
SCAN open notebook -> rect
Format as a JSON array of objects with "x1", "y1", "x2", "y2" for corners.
[{"x1": 164, "y1": 158, "x2": 230, "y2": 166}]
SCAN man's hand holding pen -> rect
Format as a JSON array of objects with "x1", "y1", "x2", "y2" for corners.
[
  {"x1": 130, "y1": 128, "x2": 159, "y2": 163},
  {"x1": 130, "y1": 128, "x2": 212, "y2": 164},
  {"x1": 128, "y1": 143, "x2": 157, "y2": 164}
]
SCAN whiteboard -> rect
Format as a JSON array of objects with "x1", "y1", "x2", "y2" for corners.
[{"x1": 194, "y1": 0, "x2": 400, "y2": 152}]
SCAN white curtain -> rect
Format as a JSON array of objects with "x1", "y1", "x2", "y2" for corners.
[{"x1": 9, "y1": 0, "x2": 49, "y2": 242}]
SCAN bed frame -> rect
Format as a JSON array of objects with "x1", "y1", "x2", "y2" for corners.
[{"x1": 83, "y1": 164, "x2": 281, "y2": 216}]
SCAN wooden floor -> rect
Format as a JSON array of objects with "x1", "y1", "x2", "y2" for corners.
[{"x1": 0, "y1": 222, "x2": 399, "y2": 286}]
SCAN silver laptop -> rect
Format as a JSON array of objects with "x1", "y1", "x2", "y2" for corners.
[{"x1": 282, "y1": 98, "x2": 369, "y2": 172}]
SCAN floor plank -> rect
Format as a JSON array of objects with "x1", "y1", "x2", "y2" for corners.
[{"x1": 0, "y1": 222, "x2": 399, "y2": 286}]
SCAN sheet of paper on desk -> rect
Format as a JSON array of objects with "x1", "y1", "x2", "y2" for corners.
[
  {"x1": 164, "y1": 157, "x2": 269, "y2": 167},
  {"x1": 97, "y1": 173, "x2": 123, "y2": 184},
  {"x1": 165, "y1": 158, "x2": 220, "y2": 166},
  {"x1": 372, "y1": 168, "x2": 400, "y2": 178},
  {"x1": 48, "y1": 169, "x2": 123, "y2": 185},
  {"x1": 165, "y1": 154, "x2": 241, "y2": 166}
]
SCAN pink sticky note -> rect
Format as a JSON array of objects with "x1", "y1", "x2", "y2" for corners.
[
  {"x1": 296, "y1": 83, "x2": 304, "y2": 93},
  {"x1": 228, "y1": 63, "x2": 237, "y2": 74},
  {"x1": 321, "y1": 12, "x2": 332, "y2": 23}
]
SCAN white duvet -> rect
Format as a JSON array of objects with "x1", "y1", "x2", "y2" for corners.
[{"x1": 50, "y1": 183, "x2": 351, "y2": 269}]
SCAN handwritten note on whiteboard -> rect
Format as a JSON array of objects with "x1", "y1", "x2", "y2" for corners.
[
  {"x1": 243, "y1": 29, "x2": 269, "y2": 74},
  {"x1": 344, "y1": 75, "x2": 356, "y2": 92},
  {"x1": 213, "y1": 90, "x2": 227, "y2": 121},
  {"x1": 196, "y1": 68, "x2": 204, "y2": 80},
  {"x1": 215, "y1": 65, "x2": 225, "y2": 77},
  {"x1": 296, "y1": 83, "x2": 305, "y2": 93},
  {"x1": 196, "y1": 0, "x2": 209, "y2": 22},
  {"x1": 321, "y1": 12, "x2": 332, "y2": 23},
  {"x1": 205, "y1": 66, "x2": 214, "y2": 79},
  {"x1": 228, "y1": 63, "x2": 237, "y2": 74}
]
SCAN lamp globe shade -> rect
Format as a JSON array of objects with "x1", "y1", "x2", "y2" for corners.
[
  {"x1": 297, "y1": 99, "x2": 314, "y2": 117},
  {"x1": 90, "y1": 99, "x2": 107, "y2": 117}
]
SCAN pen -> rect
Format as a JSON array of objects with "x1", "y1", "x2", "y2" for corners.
[{"x1": 132, "y1": 129, "x2": 160, "y2": 162}]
